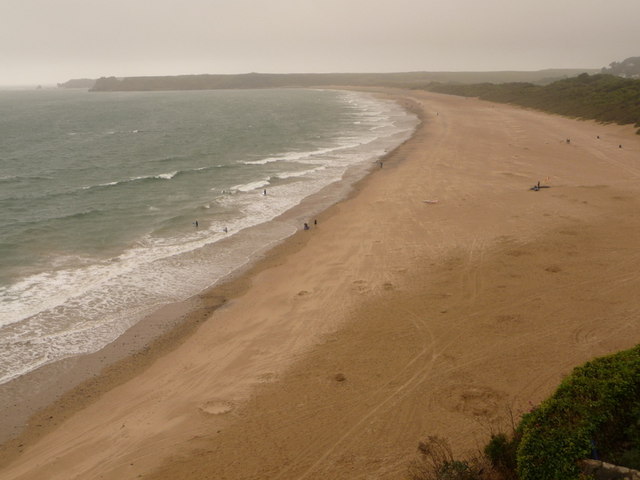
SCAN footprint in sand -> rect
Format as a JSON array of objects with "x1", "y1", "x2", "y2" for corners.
[
  {"x1": 199, "y1": 400, "x2": 234, "y2": 416},
  {"x1": 351, "y1": 280, "x2": 370, "y2": 294},
  {"x1": 438, "y1": 385, "x2": 506, "y2": 419}
]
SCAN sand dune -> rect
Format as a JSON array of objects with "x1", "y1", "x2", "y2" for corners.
[{"x1": 1, "y1": 89, "x2": 640, "y2": 479}]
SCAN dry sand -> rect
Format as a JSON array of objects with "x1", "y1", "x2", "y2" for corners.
[{"x1": 1, "y1": 89, "x2": 640, "y2": 479}]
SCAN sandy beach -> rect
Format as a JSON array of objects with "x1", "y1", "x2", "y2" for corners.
[{"x1": 1, "y1": 88, "x2": 640, "y2": 479}]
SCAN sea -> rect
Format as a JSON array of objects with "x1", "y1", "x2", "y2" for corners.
[{"x1": 0, "y1": 87, "x2": 418, "y2": 385}]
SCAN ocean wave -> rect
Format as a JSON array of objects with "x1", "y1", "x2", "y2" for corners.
[
  {"x1": 0, "y1": 174, "x2": 53, "y2": 183},
  {"x1": 146, "y1": 154, "x2": 188, "y2": 164},
  {"x1": 16, "y1": 209, "x2": 107, "y2": 231},
  {"x1": 230, "y1": 180, "x2": 270, "y2": 192},
  {"x1": 105, "y1": 129, "x2": 141, "y2": 135},
  {"x1": 81, "y1": 181, "x2": 118, "y2": 190},
  {"x1": 150, "y1": 171, "x2": 178, "y2": 180},
  {"x1": 242, "y1": 157, "x2": 282, "y2": 165},
  {"x1": 243, "y1": 142, "x2": 361, "y2": 166},
  {"x1": 274, "y1": 166, "x2": 326, "y2": 180},
  {"x1": 81, "y1": 170, "x2": 179, "y2": 190}
]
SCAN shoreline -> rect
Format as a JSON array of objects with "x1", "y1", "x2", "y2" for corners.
[
  {"x1": 2, "y1": 89, "x2": 640, "y2": 479},
  {"x1": 0, "y1": 87, "x2": 416, "y2": 388},
  {"x1": 0, "y1": 90, "x2": 423, "y2": 446}
]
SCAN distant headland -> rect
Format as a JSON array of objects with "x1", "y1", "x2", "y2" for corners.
[
  {"x1": 57, "y1": 57, "x2": 640, "y2": 92},
  {"x1": 56, "y1": 78, "x2": 97, "y2": 89},
  {"x1": 57, "y1": 69, "x2": 597, "y2": 92}
]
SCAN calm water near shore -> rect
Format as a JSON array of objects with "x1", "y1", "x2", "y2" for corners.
[{"x1": 0, "y1": 87, "x2": 417, "y2": 384}]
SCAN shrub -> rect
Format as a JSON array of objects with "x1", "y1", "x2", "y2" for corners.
[
  {"x1": 516, "y1": 345, "x2": 640, "y2": 480},
  {"x1": 484, "y1": 432, "x2": 520, "y2": 477},
  {"x1": 408, "y1": 436, "x2": 481, "y2": 480}
]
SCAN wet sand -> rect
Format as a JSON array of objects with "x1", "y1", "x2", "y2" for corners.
[{"x1": 2, "y1": 89, "x2": 640, "y2": 479}]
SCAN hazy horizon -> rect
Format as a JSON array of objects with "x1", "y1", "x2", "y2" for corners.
[{"x1": 2, "y1": 0, "x2": 639, "y2": 86}]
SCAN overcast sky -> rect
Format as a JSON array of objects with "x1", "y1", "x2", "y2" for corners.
[{"x1": 2, "y1": 0, "x2": 639, "y2": 85}]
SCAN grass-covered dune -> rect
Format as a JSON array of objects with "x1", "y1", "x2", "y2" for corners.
[{"x1": 426, "y1": 73, "x2": 640, "y2": 134}]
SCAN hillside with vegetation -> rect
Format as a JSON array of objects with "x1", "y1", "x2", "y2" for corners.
[
  {"x1": 426, "y1": 73, "x2": 640, "y2": 134},
  {"x1": 85, "y1": 69, "x2": 595, "y2": 92}
]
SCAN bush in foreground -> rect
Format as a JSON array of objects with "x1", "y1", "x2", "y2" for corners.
[
  {"x1": 516, "y1": 345, "x2": 640, "y2": 480},
  {"x1": 408, "y1": 435, "x2": 516, "y2": 480}
]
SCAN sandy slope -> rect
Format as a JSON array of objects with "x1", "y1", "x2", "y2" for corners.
[{"x1": 1, "y1": 89, "x2": 640, "y2": 479}]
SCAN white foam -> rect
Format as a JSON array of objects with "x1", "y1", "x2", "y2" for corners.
[
  {"x1": 230, "y1": 180, "x2": 270, "y2": 192},
  {"x1": 130, "y1": 171, "x2": 178, "y2": 181},
  {"x1": 154, "y1": 171, "x2": 178, "y2": 180},
  {"x1": 243, "y1": 157, "x2": 282, "y2": 165},
  {"x1": 274, "y1": 166, "x2": 326, "y2": 180},
  {"x1": 81, "y1": 170, "x2": 179, "y2": 190}
]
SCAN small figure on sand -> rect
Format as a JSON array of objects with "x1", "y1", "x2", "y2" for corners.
[
  {"x1": 530, "y1": 180, "x2": 550, "y2": 191},
  {"x1": 379, "y1": 160, "x2": 383, "y2": 168},
  {"x1": 314, "y1": 219, "x2": 317, "y2": 225},
  {"x1": 223, "y1": 227, "x2": 228, "y2": 233},
  {"x1": 303, "y1": 223, "x2": 310, "y2": 230},
  {"x1": 619, "y1": 144, "x2": 623, "y2": 149},
  {"x1": 194, "y1": 220, "x2": 199, "y2": 228},
  {"x1": 263, "y1": 189, "x2": 267, "y2": 195},
  {"x1": 566, "y1": 138, "x2": 571, "y2": 144}
]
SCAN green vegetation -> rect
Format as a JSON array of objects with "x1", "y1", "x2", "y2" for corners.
[
  {"x1": 426, "y1": 73, "x2": 640, "y2": 134},
  {"x1": 484, "y1": 432, "x2": 520, "y2": 478},
  {"x1": 516, "y1": 344, "x2": 640, "y2": 480}
]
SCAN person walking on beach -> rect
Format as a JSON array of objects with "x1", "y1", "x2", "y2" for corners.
[
  {"x1": 263, "y1": 189, "x2": 267, "y2": 195},
  {"x1": 304, "y1": 223, "x2": 309, "y2": 230},
  {"x1": 194, "y1": 220, "x2": 198, "y2": 228}
]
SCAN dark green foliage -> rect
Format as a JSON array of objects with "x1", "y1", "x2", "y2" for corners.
[
  {"x1": 515, "y1": 345, "x2": 640, "y2": 480},
  {"x1": 426, "y1": 74, "x2": 640, "y2": 134},
  {"x1": 484, "y1": 432, "x2": 520, "y2": 477}
]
